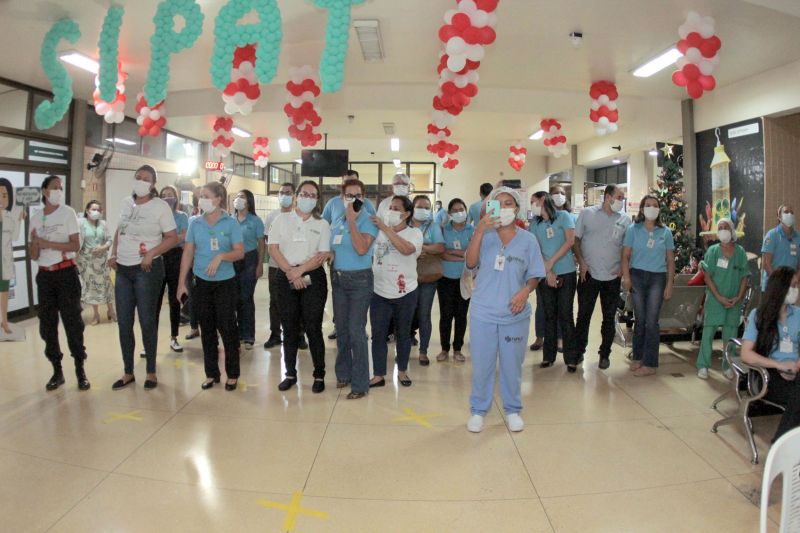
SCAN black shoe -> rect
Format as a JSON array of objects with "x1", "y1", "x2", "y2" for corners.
[
  {"x1": 201, "y1": 377, "x2": 220, "y2": 390},
  {"x1": 327, "y1": 331, "x2": 337, "y2": 340},
  {"x1": 599, "y1": 358, "x2": 610, "y2": 370},
  {"x1": 185, "y1": 329, "x2": 200, "y2": 340},
  {"x1": 398, "y1": 375, "x2": 412, "y2": 387},
  {"x1": 529, "y1": 341, "x2": 543, "y2": 351},
  {"x1": 76, "y1": 365, "x2": 91, "y2": 391},
  {"x1": 298, "y1": 338, "x2": 309, "y2": 350},
  {"x1": 46, "y1": 369, "x2": 65, "y2": 391},
  {"x1": 567, "y1": 365, "x2": 577, "y2": 373},
  {"x1": 225, "y1": 379, "x2": 238, "y2": 391},
  {"x1": 263, "y1": 336, "x2": 282, "y2": 349},
  {"x1": 312, "y1": 379, "x2": 325, "y2": 393},
  {"x1": 419, "y1": 354, "x2": 430, "y2": 366},
  {"x1": 278, "y1": 377, "x2": 297, "y2": 391},
  {"x1": 539, "y1": 361, "x2": 554, "y2": 368},
  {"x1": 139, "y1": 350, "x2": 147, "y2": 358},
  {"x1": 143, "y1": 379, "x2": 158, "y2": 390},
  {"x1": 112, "y1": 376, "x2": 135, "y2": 390},
  {"x1": 369, "y1": 378, "x2": 386, "y2": 388},
  {"x1": 411, "y1": 336, "x2": 418, "y2": 346},
  {"x1": 346, "y1": 391, "x2": 366, "y2": 400}
]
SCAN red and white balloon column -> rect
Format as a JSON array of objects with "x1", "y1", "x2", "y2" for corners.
[
  {"x1": 92, "y1": 64, "x2": 126, "y2": 124},
  {"x1": 589, "y1": 81, "x2": 619, "y2": 135},
  {"x1": 671, "y1": 11, "x2": 721, "y2": 99},
  {"x1": 541, "y1": 118, "x2": 568, "y2": 158},
  {"x1": 211, "y1": 116, "x2": 234, "y2": 158},
  {"x1": 508, "y1": 143, "x2": 526, "y2": 171},
  {"x1": 253, "y1": 137, "x2": 270, "y2": 168},
  {"x1": 284, "y1": 66, "x2": 323, "y2": 147},
  {"x1": 222, "y1": 44, "x2": 261, "y2": 115},
  {"x1": 135, "y1": 93, "x2": 166, "y2": 138}
]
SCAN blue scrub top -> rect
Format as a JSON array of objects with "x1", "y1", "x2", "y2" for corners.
[
  {"x1": 470, "y1": 229, "x2": 546, "y2": 324},
  {"x1": 529, "y1": 210, "x2": 576, "y2": 276},
  {"x1": 330, "y1": 211, "x2": 378, "y2": 271},
  {"x1": 743, "y1": 307, "x2": 800, "y2": 362},
  {"x1": 237, "y1": 212, "x2": 265, "y2": 253},
  {"x1": 761, "y1": 225, "x2": 800, "y2": 290},
  {"x1": 413, "y1": 220, "x2": 445, "y2": 246},
  {"x1": 173, "y1": 211, "x2": 189, "y2": 248},
  {"x1": 322, "y1": 196, "x2": 376, "y2": 225},
  {"x1": 623, "y1": 223, "x2": 675, "y2": 273},
  {"x1": 186, "y1": 212, "x2": 243, "y2": 281},
  {"x1": 434, "y1": 208, "x2": 448, "y2": 227},
  {"x1": 467, "y1": 199, "x2": 483, "y2": 226},
  {"x1": 442, "y1": 222, "x2": 475, "y2": 279}
]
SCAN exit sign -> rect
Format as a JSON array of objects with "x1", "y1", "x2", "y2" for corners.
[{"x1": 205, "y1": 161, "x2": 225, "y2": 171}]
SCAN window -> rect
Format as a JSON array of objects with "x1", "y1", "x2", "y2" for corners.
[
  {"x1": 141, "y1": 129, "x2": 166, "y2": 159},
  {"x1": 0, "y1": 84, "x2": 28, "y2": 130},
  {"x1": 0, "y1": 134, "x2": 24, "y2": 159},
  {"x1": 106, "y1": 119, "x2": 141, "y2": 154},
  {"x1": 166, "y1": 133, "x2": 186, "y2": 161},
  {"x1": 85, "y1": 107, "x2": 105, "y2": 148}
]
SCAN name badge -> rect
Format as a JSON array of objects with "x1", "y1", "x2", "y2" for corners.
[
  {"x1": 453, "y1": 240, "x2": 461, "y2": 250},
  {"x1": 717, "y1": 257, "x2": 729, "y2": 269},
  {"x1": 210, "y1": 237, "x2": 219, "y2": 251},
  {"x1": 494, "y1": 255, "x2": 505, "y2": 271},
  {"x1": 332, "y1": 234, "x2": 343, "y2": 245},
  {"x1": 792, "y1": 244, "x2": 797, "y2": 256},
  {"x1": 780, "y1": 337, "x2": 793, "y2": 353},
  {"x1": 546, "y1": 227, "x2": 555, "y2": 239},
  {"x1": 646, "y1": 239, "x2": 655, "y2": 249}
]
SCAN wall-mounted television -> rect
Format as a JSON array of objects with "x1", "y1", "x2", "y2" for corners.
[{"x1": 301, "y1": 149, "x2": 349, "y2": 177}]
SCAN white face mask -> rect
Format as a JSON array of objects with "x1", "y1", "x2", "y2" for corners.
[
  {"x1": 782, "y1": 213, "x2": 795, "y2": 228},
  {"x1": 278, "y1": 194, "x2": 293, "y2": 208},
  {"x1": 132, "y1": 179, "x2": 152, "y2": 198},
  {"x1": 610, "y1": 199, "x2": 624, "y2": 213},
  {"x1": 383, "y1": 210, "x2": 402, "y2": 227},
  {"x1": 88, "y1": 209, "x2": 101, "y2": 221},
  {"x1": 414, "y1": 208, "x2": 431, "y2": 221},
  {"x1": 344, "y1": 197, "x2": 356, "y2": 205},
  {"x1": 198, "y1": 198, "x2": 216, "y2": 213},
  {"x1": 717, "y1": 229, "x2": 732, "y2": 244},
  {"x1": 47, "y1": 189, "x2": 63, "y2": 206},
  {"x1": 530, "y1": 203, "x2": 542, "y2": 217},
  {"x1": 233, "y1": 197, "x2": 247, "y2": 211},
  {"x1": 551, "y1": 193, "x2": 566, "y2": 207},
  {"x1": 643, "y1": 206, "x2": 660, "y2": 221},
  {"x1": 499, "y1": 208, "x2": 517, "y2": 226},
  {"x1": 786, "y1": 287, "x2": 799, "y2": 306},
  {"x1": 393, "y1": 184, "x2": 409, "y2": 197},
  {"x1": 297, "y1": 197, "x2": 317, "y2": 214},
  {"x1": 450, "y1": 211, "x2": 467, "y2": 224}
]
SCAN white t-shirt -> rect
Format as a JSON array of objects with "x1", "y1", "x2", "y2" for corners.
[
  {"x1": 372, "y1": 226, "x2": 423, "y2": 299},
  {"x1": 263, "y1": 209, "x2": 286, "y2": 239},
  {"x1": 116, "y1": 196, "x2": 177, "y2": 266},
  {"x1": 376, "y1": 196, "x2": 393, "y2": 219},
  {"x1": 29, "y1": 205, "x2": 80, "y2": 267},
  {"x1": 269, "y1": 212, "x2": 331, "y2": 266}
]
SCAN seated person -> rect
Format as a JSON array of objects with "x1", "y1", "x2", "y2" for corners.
[
  {"x1": 682, "y1": 248, "x2": 705, "y2": 274},
  {"x1": 741, "y1": 266, "x2": 800, "y2": 443}
]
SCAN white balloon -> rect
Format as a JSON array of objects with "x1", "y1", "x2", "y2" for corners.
[
  {"x1": 607, "y1": 101, "x2": 618, "y2": 111},
  {"x1": 685, "y1": 47, "x2": 702, "y2": 64},
  {"x1": 447, "y1": 54, "x2": 467, "y2": 72},
  {"x1": 460, "y1": 0, "x2": 478, "y2": 13},
  {"x1": 678, "y1": 23, "x2": 690, "y2": 40},
  {"x1": 224, "y1": 102, "x2": 237, "y2": 115},
  {"x1": 590, "y1": 101, "x2": 600, "y2": 111},
  {"x1": 233, "y1": 92, "x2": 247, "y2": 105},
  {"x1": 136, "y1": 115, "x2": 145, "y2": 126},
  {"x1": 698, "y1": 22, "x2": 715, "y2": 39},
  {"x1": 597, "y1": 94, "x2": 610, "y2": 105},
  {"x1": 149, "y1": 109, "x2": 161, "y2": 121},
  {"x1": 549, "y1": 126, "x2": 558, "y2": 134},
  {"x1": 607, "y1": 122, "x2": 619, "y2": 132},
  {"x1": 596, "y1": 127, "x2": 608, "y2": 136},
  {"x1": 95, "y1": 102, "x2": 109, "y2": 114},
  {"x1": 698, "y1": 59, "x2": 715, "y2": 76},
  {"x1": 598, "y1": 116, "x2": 610, "y2": 125},
  {"x1": 466, "y1": 43, "x2": 485, "y2": 61},
  {"x1": 238, "y1": 61, "x2": 254, "y2": 74},
  {"x1": 676, "y1": 57, "x2": 688, "y2": 69},
  {"x1": 239, "y1": 101, "x2": 253, "y2": 115},
  {"x1": 454, "y1": 76, "x2": 468, "y2": 89},
  {"x1": 288, "y1": 96, "x2": 303, "y2": 107},
  {"x1": 446, "y1": 37, "x2": 467, "y2": 55},
  {"x1": 470, "y1": 10, "x2": 488, "y2": 28},
  {"x1": 300, "y1": 91, "x2": 315, "y2": 102}
]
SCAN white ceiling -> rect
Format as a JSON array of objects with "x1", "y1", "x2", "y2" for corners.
[{"x1": 1, "y1": 0, "x2": 799, "y2": 162}]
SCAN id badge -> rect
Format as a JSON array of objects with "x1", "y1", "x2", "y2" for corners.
[
  {"x1": 646, "y1": 239, "x2": 655, "y2": 249},
  {"x1": 453, "y1": 240, "x2": 461, "y2": 250},
  {"x1": 546, "y1": 227, "x2": 555, "y2": 239},
  {"x1": 494, "y1": 255, "x2": 505, "y2": 271},
  {"x1": 780, "y1": 337, "x2": 793, "y2": 353},
  {"x1": 792, "y1": 244, "x2": 797, "y2": 257},
  {"x1": 332, "y1": 234, "x2": 343, "y2": 246},
  {"x1": 717, "y1": 257, "x2": 729, "y2": 269},
  {"x1": 210, "y1": 237, "x2": 219, "y2": 251}
]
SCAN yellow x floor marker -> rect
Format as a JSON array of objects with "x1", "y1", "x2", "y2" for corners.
[
  {"x1": 103, "y1": 411, "x2": 143, "y2": 424},
  {"x1": 392, "y1": 407, "x2": 444, "y2": 428},
  {"x1": 256, "y1": 491, "x2": 328, "y2": 531},
  {"x1": 238, "y1": 378, "x2": 256, "y2": 392},
  {"x1": 173, "y1": 358, "x2": 195, "y2": 369}
]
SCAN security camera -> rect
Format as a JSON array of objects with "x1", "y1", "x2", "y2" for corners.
[{"x1": 569, "y1": 31, "x2": 583, "y2": 48}]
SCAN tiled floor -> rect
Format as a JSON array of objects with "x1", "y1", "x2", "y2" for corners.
[{"x1": 0, "y1": 285, "x2": 783, "y2": 532}]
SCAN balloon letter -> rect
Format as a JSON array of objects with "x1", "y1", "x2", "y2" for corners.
[
  {"x1": 309, "y1": 0, "x2": 366, "y2": 93},
  {"x1": 98, "y1": 5, "x2": 124, "y2": 102},
  {"x1": 35, "y1": 18, "x2": 80, "y2": 131}
]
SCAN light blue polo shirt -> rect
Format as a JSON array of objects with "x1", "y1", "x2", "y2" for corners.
[
  {"x1": 173, "y1": 211, "x2": 189, "y2": 248},
  {"x1": 434, "y1": 208, "x2": 448, "y2": 227},
  {"x1": 470, "y1": 230, "x2": 546, "y2": 324},
  {"x1": 743, "y1": 307, "x2": 800, "y2": 362},
  {"x1": 467, "y1": 199, "x2": 483, "y2": 226},
  {"x1": 623, "y1": 223, "x2": 675, "y2": 273},
  {"x1": 762, "y1": 225, "x2": 800, "y2": 290},
  {"x1": 330, "y1": 211, "x2": 378, "y2": 271},
  {"x1": 322, "y1": 196, "x2": 375, "y2": 225},
  {"x1": 238, "y1": 212, "x2": 265, "y2": 253},
  {"x1": 413, "y1": 220, "x2": 445, "y2": 246},
  {"x1": 529, "y1": 210, "x2": 576, "y2": 276},
  {"x1": 186, "y1": 212, "x2": 243, "y2": 281},
  {"x1": 442, "y1": 222, "x2": 475, "y2": 279}
]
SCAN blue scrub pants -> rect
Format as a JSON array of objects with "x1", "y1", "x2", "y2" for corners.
[{"x1": 469, "y1": 315, "x2": 530, "y2": 416}]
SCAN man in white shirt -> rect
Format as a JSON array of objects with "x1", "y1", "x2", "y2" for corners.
[{"x1": 376, "y1": 172, "x2": 412, "y2": 218}]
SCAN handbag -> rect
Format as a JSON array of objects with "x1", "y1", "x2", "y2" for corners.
[{"x1": 416, "y1": 222, "x2": 443, "y2": 283}]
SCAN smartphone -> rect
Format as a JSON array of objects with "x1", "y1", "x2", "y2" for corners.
[
  {"x1": 353, "y1": 198, "x2": 363, "y2": 212},
  {"x1": 502, "y1": 179, "x2": 522, "y2": 189},
  {"x1": 485, "y1": 199, "x2": 500, "y2": 219}
]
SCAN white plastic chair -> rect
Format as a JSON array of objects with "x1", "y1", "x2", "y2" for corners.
[{"x1": 760, "y1": 426, "x2": 800, "y2": 532}]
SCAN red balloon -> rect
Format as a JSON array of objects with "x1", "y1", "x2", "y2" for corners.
[
  {"x1": 698, "y1": 74, "x2": 716, "y2": 91},
  {"x1": 708, "y1": 35, "x2": 721, "y2": 52},
  {"x1": 677, "y1": 39, "x2": 689, "y2": 55},
  {"x1": 438, "y1": 25, "x2": 458, "y2": 43},
  {"x1": 149, "y1": 125, "x2": 160, "y2": 137},
  {"x1": 479, "y1": 27, "x2": 496, "y2": 45},
  {"x1": 683, "y1": 63, "x2": 701, "y2": 80},
  {"x1": 138, "y1": 126, "x2": 148, "y2": 136},
  {"x1": 686, "y1": 32, "x2": 703, "y2": 48},
  {"x1": 462, "y1": 26, "x2": 481, "y2": 45},
  {"x1": 687, "y1": 81, "x2": 704, "y2": 99},
  {"x1": 452, "y1": 13, "x2": 471, "y2": 30},
  {"x1": 589, "y1": 110, "x2": 599, "y2": 122},
  {"x1": 463, "y1": 84, "x2": 478, "y2": 97},
  {"x1": 672, "y1": 70, "x2": 688, "y2": 86},
  {"x1": 699, "y1": 41, "x2": 717, "y2": 58}
]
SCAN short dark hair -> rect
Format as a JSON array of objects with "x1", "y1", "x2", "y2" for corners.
[
  {"x1": 84, "y1": 199, "x2": 101, "y2": 218},
  {"x1": 0, "y1": 178, "x2": 13, "y2": 212},
  {"x1": 479, "y1": 182, "x2": 493, "y2": 198},
  {"x1": 237, "y1": 189, "x2": 256, "y2": 214},
  {"x1": 342, "y1": 178, "x2": 365, "y2": 195},
  {"x1": 135, "y1": 165, "x2": 158, "y2": 198},
  {"x1": 412, "y1": 195, "x2": 431, "y2": 208},
  {"x1": 604, "y1": 185, "x2": 618, "y2": 199},
  {"x1": 691, "y1": 248, "x2": 704, "y2": 262},
  {"x1": 448, "y1": 198, "x2": 467, "y2": 212},
  {"x1": 531, "y1": 191, "x2": 557, "y2": 224},
  {"x1": 297, "y1": 180, "x2": 322, "y2": 219},
  {"x1": 391, "y1": 195, "x2": 414, "y2": 224},
  {"x1": 344, "y1": 169, "x2": 359, "y2": 179},
  {"x1": 280, "y1": 182, "x2": 295, "y2": 193},
  {"x1": 42, "y1": 174, "x2": 61, "y2": 191}
]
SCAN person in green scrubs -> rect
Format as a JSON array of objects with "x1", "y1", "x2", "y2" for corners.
[{"x1": 696, "y1": 218, "x2": 749, "y2": 380}]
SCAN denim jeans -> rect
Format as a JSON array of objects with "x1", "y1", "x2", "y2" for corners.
[
  {"x1": 235, "y1": 250, "x2": 259, "y2": 343},
  {"x1": 576, "y1": 274, "x2": 621, "y2": 360},
  {"x1": 370, "y1": 288, "x2": 418, "y2": 375},
  {"x1": 540, "y1": 272, "x2": 579, "y2": 365},
  {"x1": 534, "y1": 289, "x2": 561, "y2": 340},
  {"x1": 437, "y1": 277, "x2": 469, "y2": 351},
  {"x1": 411, "y1": 281, "x2": 438, "y2": 354},
  {"x1": 36, "y1": 266, "x2": 86, "y2": 363},
  {"x1": 332, "y1": 268, "x2": 373, "y2": 394},
  {"x1": 195, "y1": 277, "x2": 240, "y2": 379},
  {"x1": 115, "y1": 258, "x2": 165, "y2": 375},
  {"x1": 630, "y1": 268, "x2": 666, "y2": 368},
  {"x1": 157, "y1": 247, "x2": 183, "y2": 338},
  {"x1": 276, "y1": 266, "x2": 327, "y2": 379}
]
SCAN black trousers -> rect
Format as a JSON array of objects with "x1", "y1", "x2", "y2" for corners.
[
  {"x1": 195, "y1": 277, "x2": 240, "y2": 379},
  {"x1": 276, "y1": 267, "x2": 328, "y2": 379},
  {"x1": 157, "y1": 247, "x2": 183, "y2": 338},
  {"x1": 267, "y1": 266, "x2": 282, "y2": 338},
  {"x1": 575, "y1": 273, "x2": 621, "y2": 360},
  {"x1": 36, "y1": 266, "x2": 86, "y2": 363},
  {"x1": 540, "y1": 272, "x2": 579, "y2": 364},
  {"x1": 765, "y1": 369, "x2": 800, "y2": 442},
  {"x1": 437, "y1": 277, "x2": 470, "y2": 351}
]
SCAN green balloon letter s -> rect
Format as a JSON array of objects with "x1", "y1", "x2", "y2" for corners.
[
  {"x1": 310, "y1": 0, "x2": 365, "y2": 93},
  {"x1": 98, "y1": 5, "x2": 125, "y2": 103},
  {"x1": 35, "y1": 18, "x2": 81, "y2": 131}
]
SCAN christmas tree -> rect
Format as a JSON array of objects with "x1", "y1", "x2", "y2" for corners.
[{"x1": 650, "y1": 158, "x2": 694, "y2": 271}]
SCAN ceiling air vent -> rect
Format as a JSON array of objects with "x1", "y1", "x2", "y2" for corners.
[
  {"x1": 354, "y1": 19, "x2": 384, "y2": 62},
  {"x1": 382, "y1": 122, "x2": 396, "y2": 135}
]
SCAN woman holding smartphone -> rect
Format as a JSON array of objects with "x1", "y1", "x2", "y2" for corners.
[
  {"x1": 529, "y1": 191, "x2": 579, "y2": 371},
  {"x1": 233, "y1": 189, "x2": 265, "y2": 350},
  {"x1": 465, "y1": 187, "x2": 545, "y2": 433},
  {"x1": 621, "y1": 195, "x2": 675, "y2": 377},
  {"x1": 268, "y1": 181, "x2": 330, "y2": 393},
  {"x1": 177, "y1": 182, "x2": 244, "y2": 390},
  {"x1": 155, "y1": 185, "x2": 188, "y2": 353}
]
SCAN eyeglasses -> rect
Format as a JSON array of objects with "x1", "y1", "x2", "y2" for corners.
[
  {"x1": 344, "y1": 193, "x2": 363, "y2": 200},
  {"x1": 298, "y1": 192, "x2": 318, "y2": 199}
]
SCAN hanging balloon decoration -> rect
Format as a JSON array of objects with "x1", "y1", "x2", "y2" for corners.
[
  {"x1": 93, "y1": 64, "x2": 127, "y2": 124},
  {"x1": 308, "y1": 0, "x2": 366, "y2": 93},
  {"x1": 97, "y1": 5, "x2": 125, "y2": 103},
  {"x1": 253, "y1": 137, "x2": 270, "y2": 168},
  {"x1": 34, "y1": 18, "x2": 81, "y2": 130},
  {"x1": 589, "y1": 81, "x2": 619, "y2": 136},
  {"x1": 671, "y1": 11, "x2": 721, "y2": 99},
  {"x1": 211, "y1": 116, "x2": 235, "y2": 158},
  {"x1": 508, "y1": 143, "x2": 527, "y2": 171},
  {"x1": 284, "y1": 66, "x2": 323, "y2": 147},
  {"x1": 222, "y1": 44, "x2": 261, "y2": 115},
  {"x1": 541, "y1": 118, "x2": 568, "y2": 158},
  {"x1": 135, "y1": 93, "x2": 167, "y2": 137}
]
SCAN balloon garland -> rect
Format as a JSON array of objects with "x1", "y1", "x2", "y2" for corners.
[
  {"x1": 34, "y1": 18, "x2": 80, "y2": 131},
  {"x1": 210, "y1": 0, "x2": 282, "y2": 91},
  {"x1": 308, "y1": 0, "x2": 366, "y2": 93},
  {"x1": 222, "y1": 44, "x2": 261, "y2": 115},
  {"x1": 97, "y1": 5, "x2": 124, "y2": 103},
  {"x1": 93, "y1": 64, "x2": 127, "y2": 124},
  {"x1": 541, "y1": 118, "x2": 568, "y2": 158},
  {"x1": 671, "y1": 11, "x2": 721, "y2": 99},
  {"x1": 589, "y1": 81, "x2": 619, "y2": 136},
  {"x1": 144, "y1": 0, "x2": 204, "y2": 107},
  {"x1": 211, "y1": 116, "x2": 235, "y2": 158},
  {"x1": 135, "y1": 93, "x2": 167, "y2": 137},
  {"x1": 253, "y1": 137, "x2": 270, "y2": 168},
  {"x1": 508, "y1": 143, "x2": 526, "y2": 171},
  {"x1": 284, "y1": 66, "x2": 323, "y2": 147}
]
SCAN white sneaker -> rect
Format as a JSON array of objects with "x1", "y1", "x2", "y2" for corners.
[
  {"x1": 466, "y1": 414, "x2": 485, "y2": 433},
  {"x1": 723, "y1": 368, "x2": 735, "y2": 380},
  {"x1": 506, "y1": 413, "x2": 525, "y2": 432},
  {"x1": 170, "y1": 338, "x2": 183, "y2": 353},
  {"x1": 697, "y1": 368, "x2": 709, "y2": 380}
]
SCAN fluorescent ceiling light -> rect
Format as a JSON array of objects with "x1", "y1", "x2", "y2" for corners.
[
  {"x1": 231, "y1": 127, "x2": 251, "y2": 138},
  {"x1": 278, "y1": 138, "x2": 290, "y2": 152},
  {"x1": 251, "y1": 172, "x2": 259, "y2": 176},
  {"x1": 59, "y1": 50, "x2": 99, "y2": 74},
  {"x1": 529, "y1": 129, "x2": 544, "y2": 140},
  {"x1": 294, "y1": 159, "x2": 302, "y2": 164},
  {"x1": 105, "y1": 137, "x2": 136, "y2": 146},
  {"x1": 353, "y1": 19, "x2": 384, "y2": 62},
  {"x1": 612, "y1": 158, "x2": 622, "y2": 164},
  {"x1": 649, "y1": 149, "x2": 658, "y2": 156},
  {"x1": 390, "y1": 137, "x2": 400, "y2": 152},
  {"x1": 632, "y1": 47, "x2": 682, "y2": 78},
  {"x1": 393, "y1": 159, "x2": 401, "y2": 168}
]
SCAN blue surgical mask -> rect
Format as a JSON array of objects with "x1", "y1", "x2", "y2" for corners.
[
  {"x1": 414, "y1": 208, "x2": 431, "y2": 221},
  {"x1": 450, "y1": 211, "x2": 467, "y2": 224},
  {"x1": 297, "y1": 197, "x2": 317, "y2": 214},
  {"x1": 278, "y1": 194, "x2": 293, "y2": 208}
]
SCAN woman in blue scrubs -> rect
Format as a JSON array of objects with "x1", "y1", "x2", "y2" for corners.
[
  {"x1": 233, "y1": 189, "x2": 265, "y2": 350},
  {"x1": 465, "y1": 187, "x2": 545, "y2": 434}
]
